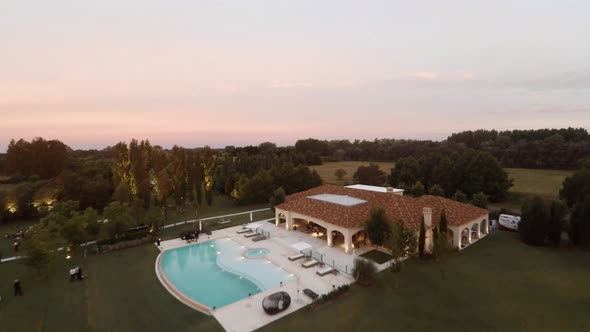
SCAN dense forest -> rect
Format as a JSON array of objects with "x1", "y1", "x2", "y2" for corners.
[{"x1": 294, "y1": 127, "x2": 590, "y2": 169}]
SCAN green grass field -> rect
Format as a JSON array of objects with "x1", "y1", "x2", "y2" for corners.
[
  {"x1": 504, "y1": 168, "x2": 573, "y2": 199},
  {"x1": 261, "y1": 232, "x2": 590, "y2": 332},
  {"x1": 0, "y1": 245, "x2": 222, "y2": 332},
  {"x1": 2, "y1": 228, "x2": 589, "y2": 331},
  {"x1": 310, "y1": 161, "x2": 396, "y2": 185}
]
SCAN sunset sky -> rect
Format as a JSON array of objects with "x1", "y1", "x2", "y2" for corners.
[{"x1": 1, "y1": 0, "x2": 589, "y2": 151}]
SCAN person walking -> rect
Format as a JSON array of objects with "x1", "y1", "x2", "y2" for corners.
[{"x1": 14, "y1": 279, "x2": 23, "y2": 296}]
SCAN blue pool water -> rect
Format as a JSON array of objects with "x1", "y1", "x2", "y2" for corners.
[
  {"x1": 160, "y1": 238, "x2": 294, "y2": 309},
  {"x1": 243, "y1": 248, "x2": 270, "y2": 259}
]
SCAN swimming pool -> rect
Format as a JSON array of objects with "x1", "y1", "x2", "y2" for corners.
[{"x1": 160, "y1": 238, "x2": 294, "y2": 309}]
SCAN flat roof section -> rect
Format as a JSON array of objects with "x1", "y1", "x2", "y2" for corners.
[
  {"x1": 307, "y1": 194, "x2": 367, "y2": 206},
  {"x1": 346, "y1": 184, "x2": 404, "y2": 193}
]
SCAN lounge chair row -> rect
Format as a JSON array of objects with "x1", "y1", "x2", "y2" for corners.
[
  {"x1": 252, "y1": 235, "x2": 267, "y2": 242},
  {"x1": 288, "y1": 253, "x2": 304, "y2": 261}
]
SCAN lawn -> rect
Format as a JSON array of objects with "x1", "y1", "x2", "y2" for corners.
[
  {"x1": 310, "y1": 161, "x2": 396, "y2": 185},
  {"x1": 261, "y1": 232, "x2": 590, "y2": 332},
  {"x1": 2, "y1": 230, "x2": 589, "y2": 331},
  {"x1": 0, "y1": 244, "x2": 222, "y2": 332},
  {"x1": 0, "y1": 219, "x2": 39, "y2": 258},
  {"x1": 359, "y1": 250, "x2": 394, "y2": 264}
]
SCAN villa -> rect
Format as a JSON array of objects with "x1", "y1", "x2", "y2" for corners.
[{"x1": 275, "y1": 184, "x2": 490, "y2": 252}]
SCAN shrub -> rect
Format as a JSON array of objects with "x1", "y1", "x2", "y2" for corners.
[{"x1": 352, "y1": 258, "x2": 377, "y2": 286}]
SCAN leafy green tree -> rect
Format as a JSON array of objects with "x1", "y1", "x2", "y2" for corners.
[
  {"x1": 560, "y1": 168, "x2": 590, "y2": 208},
  {"x1": 61, "y1": 213, "x2": 88, "y2": 248},
  {"x1": 452, "y1": 190, "x2": 468, "y2": 203},
  {"x1": 269, "y1": 186, "x2": 286, "y2": 212},
  {"x1": 144, "y1": 206, "x2": 165, "y2": 230},
  {"x1": 231, "y1": 171, "x2": 275, "y2": 205},
  {"x1": 409, "y1": 181, "x2": 425, "y2": 197},
  {"x1": 21, "y1": 224, "x2": 57, "y2": 275},
  {"x1": 471, "y1": 192, "x2": 488, "y2": 208},
  {"x1": 353, "y1": 163, "x2": 386, "y2": 186},
  {"x1": 461, "y1": 151, "x2": 513, "y2": 201},
  {"x1": 390, "y1": 222, "x2": 417, "y2": 258},
  {"x1": 334, "y1": 168, "x2": 347, "y2": 181},
  {"x1": 50, "y1": 200, "x2": 80, "y2": 219},
  {"x1": 112, "y1": 182, "x2": 135, "y2": 205},
  {"x1": 82, "y1": 208, "x2": 101, "y2": 238},
  {"x1": 439, "y1": 209, "x2": 448, "y2": 235},
  {"x1": 390, "y1": 157, "x2": 420, "y2": 187},
  {"x1": 519, "y1": 196, "x2": 549, "y2": 246},
  {"x1": 99, "y1": 202, "x2": 135, "y2": 240},
  {"x1": 432, "y1": 226, "x2": 451, "y2": 260},
  {"x1": 548, "y1": 200, "x2": 567, "y2": 247},
  {"x1": 428, "y1": 184, "x2": 445, "y2": 197},
  {"x1": 418, "y1": 218, "x2": 426, "y2": 258},
  {"x1": 569, "y1": 196, "x2": 590, "y2": 247},
  {"x1": 352, "y1": 258, "x2": 377, "y2": 286},
  {"x1": 364, "y1": 208, "x2": 391, "y2": 247}
]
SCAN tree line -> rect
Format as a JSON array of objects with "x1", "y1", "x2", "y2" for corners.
[
  {"x1": 294, "y1": 127, "x2": 590, "y2": 169},
  {"x1": 0, "y1": 138, "x2": 322, "y2": 223},
  {"x1": 390, "y1": 149, "x2": 512, "y2": 201}
]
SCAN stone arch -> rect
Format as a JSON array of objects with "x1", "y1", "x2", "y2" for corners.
[
  {"x1": 330, "y1": 229, "x2": 346, "y2": 248},
  {"x1": 351, "y1": 229, "x2": 367, "y2": 249},
  {"x1": 471, "y1": 223, "x2": 480, "y2": 240}
]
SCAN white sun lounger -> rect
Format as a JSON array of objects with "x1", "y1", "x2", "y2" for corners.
[
  {"x1": 316, "y1": 266, "x2": 336, "y2": 276},
  {"x1": 244, "y1": 232, "x2": 258, "y2": 238},
  {"x1": 288, "y1": 254, "x2": 304, "y2": 261},
  {"x1": 301, "y1": 259, "x2": 319, "y2": 268},
  {"x1": 237, "y1": 228, "x2": 251, "y2": 234}
]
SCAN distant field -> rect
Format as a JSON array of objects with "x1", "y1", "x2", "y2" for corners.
[
  {"x1": 310, "y1": 161, "x2": 395, "y2": 185},
  {"x1": 504, "y1": 168, "x2": 573, "y2": 199}
]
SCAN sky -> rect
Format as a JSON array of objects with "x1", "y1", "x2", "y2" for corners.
[{"x1": 1, "y1": 0, "x2": 589, "y2": 151}]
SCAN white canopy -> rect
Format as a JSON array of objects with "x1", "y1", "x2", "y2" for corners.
[
  {"x1": 245, "y1": 223, "x2": 261, "y2": 229},
  {"x1": 291, "y1": 241, "x2": 312, "y2": 252}
]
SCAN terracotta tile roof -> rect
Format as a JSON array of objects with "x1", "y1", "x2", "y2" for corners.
[{"x1": 275, "y1": 184, "x2": 488, "y2": 230}]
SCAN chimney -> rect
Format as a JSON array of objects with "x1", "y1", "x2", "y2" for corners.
[{"x1": 422, "y1": 207, "x2": 432, "y2": 227}]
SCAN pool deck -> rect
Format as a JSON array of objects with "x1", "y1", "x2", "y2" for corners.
[{"x1": 156, "y1": 222, "x2": 356, "y2": 332}]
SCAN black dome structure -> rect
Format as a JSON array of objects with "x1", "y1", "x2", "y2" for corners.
[{"x1": 262, "y1": 291, "x2": 291, "y2": 315}]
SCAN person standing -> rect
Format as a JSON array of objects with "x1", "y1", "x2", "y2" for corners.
[
  {"x1": 13, "y1": 241, "x2": 19, "y2": 252},
  {"x1": 14, "y1": 279, "x2": 23, "y2": 296}
]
